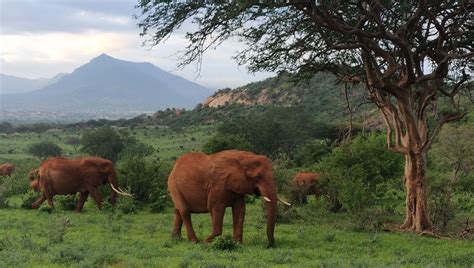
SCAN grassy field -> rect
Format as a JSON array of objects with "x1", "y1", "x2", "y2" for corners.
[
  {"x1": 1, "y1": 201, "x2": 473, "y2": 267},
  {"x1": 1, "y1": 127, "x2": 473, "y2": 267}
]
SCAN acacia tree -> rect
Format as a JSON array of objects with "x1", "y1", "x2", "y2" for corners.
[{"x1": 136, "y1": 1, "x2": 473, "y2": 232}]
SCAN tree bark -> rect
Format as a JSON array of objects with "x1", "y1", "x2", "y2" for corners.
[{"x1": 399, "y1": 152, "x2": 432, "y2": 232}]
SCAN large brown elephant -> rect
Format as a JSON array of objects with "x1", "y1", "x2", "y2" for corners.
[
  {"x1": 29, "y1": 156, "x2": 131, "y2": 212},
  {"x1": 292, "y1": 172, "x2": 321, "y2": 204},
  {"x1": 0, "y1": 163, "x2": 15, "y2": 176},
  {"x1": 168, "y1": 150, "x2": 288, "y2": 247}
]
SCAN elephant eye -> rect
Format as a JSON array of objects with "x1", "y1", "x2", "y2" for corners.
[{"x1": 255, "y1": 173, "x2": 263, "y2": 180}]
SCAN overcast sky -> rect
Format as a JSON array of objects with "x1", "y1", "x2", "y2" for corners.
[{"x1": 0, "y1": 0, "x2": 274, "y2": 89}]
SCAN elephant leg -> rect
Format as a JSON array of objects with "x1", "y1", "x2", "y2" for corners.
[
  {"x1": 88, "y1": 188, "x2": 104, "y2": 210},
  {"x1": 179, "y1": 210, "x2": 199, "y2": 243},
  {"x1": 75, "y1": 192, "x2": 89, "y2": 213},
  {"x1": 232, "y1": 197, "x2": 246, "y2": 243},
  {"x1": 44, "y1": 192, "x2": 55, "y2": 209},
  {"x1": 205, "y1": 204, "x2": 226, "y2": 243},
  {"x1": 32, "y1": 195, "x2": 47, "y2": 209},
  {"x1": 172, "y1": 209, "x2": 183, "y2": 239}
]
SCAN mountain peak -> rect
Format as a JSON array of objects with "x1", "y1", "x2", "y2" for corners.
[{"x1": 90, "y1": 53, "x2": 116, "y2": 62}]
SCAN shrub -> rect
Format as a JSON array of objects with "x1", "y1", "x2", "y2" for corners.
[
  {"x1": 211, "y1": 235, "x2": 236, "y2": 251},
  {"x1": 429, "y1": 177, "x2": 456, "y2": 232},
  {"x1": 21, "y1": 190, "x2": 40, "y2": 209},
  {"x1": 292, "y1": 139, "x2": 331, "y2": 167},
  {"x1": 81, "y1": 127, "x2": 125, "y2": 162},
  {"x1": 202, "y1": 133, "x2": 251, "y2": 154},
  {"x1": 316, "y1": 134, "x2": 403, "y2": 228},
  {"x1": 56, "y1": 195, "x2": 78, "y2": 211},
  {"x1": 48, "y1": 217, "x2": 73, "y2": 244},
  {"x1": 27, "y1": 141, "x2": 63, "y2": 159},
  {"x1": 115, "y1": 197, "x2": 138, "y2": 214},
  {"x1": 0, "y1": 184, "x2": 9, "y2": 208},
  {"x1": 117, "y1": 156, "x2": 171, "y2": 207}
]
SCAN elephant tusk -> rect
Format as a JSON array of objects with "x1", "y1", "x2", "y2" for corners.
[
  {"x1": 110, "y1": 184, "x2": 133, "y2": 197},
  {"x1": 277, "y1": 196, "x2": 292, "y2": 206},
  {"x1": 118, "y1": 186, "x2": 134, "y2": 197},
  {"x1": 263, "y1": 196, "x2": 271, "y2": 202}
]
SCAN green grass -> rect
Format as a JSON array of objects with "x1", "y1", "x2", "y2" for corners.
[
  {"x1": 0, "y1": 125, "x2": 214, "y2": 163},
  {"x1": 1, "y1": 202, "x2": 473, "y2": 267},
  {"x1": 1, "y1": 127, "x2": 473, "y2": 267}
]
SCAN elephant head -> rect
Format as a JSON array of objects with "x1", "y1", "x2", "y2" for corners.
[
  {"x1": 28, "y1": 168, "x2": 40, "y2": 192},
  {"x1": 212, "y1": 151, "x2": 278, "y2": 247}
]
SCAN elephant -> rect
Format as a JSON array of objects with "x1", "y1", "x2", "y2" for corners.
[
  {"x1": 0, "y1": 163, "x2": 15, "y2": 176},
  {"x1": 28, "y1": 156, "x2": 131, "y2": 212},
  {"x1": 292, "y1": 172, "x2": 321, "y2": 204},
  {"x1": 168, "y1": 150, "x2": 289, "y2": 247}
]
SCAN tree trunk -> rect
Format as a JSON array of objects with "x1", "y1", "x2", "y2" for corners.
[{"x1": 399, "y1": 152, "x2": 432, "y2": 232}]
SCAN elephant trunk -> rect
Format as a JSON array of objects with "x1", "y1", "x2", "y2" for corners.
[{"x1": 258, "y1": 183, "x2": 277, "y2": 247}]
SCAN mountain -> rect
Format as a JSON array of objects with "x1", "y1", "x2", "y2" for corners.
[
  {"x1": 1, "y1": 54, "x2": 212, "y2": 119},
  {"x1": 0, "y1": 74, "x2": 50, "y2": 94}
]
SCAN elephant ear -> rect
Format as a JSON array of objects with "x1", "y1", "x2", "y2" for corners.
[
  {"x1": 28, "y1": 169, "x2": 40, "y2": 181},
  {"x1": 211, "y1": 157, "x2": 253, "y2": 195},
  {"x1": 241, "y1": 155, "x2": 267, "y2": 180}
]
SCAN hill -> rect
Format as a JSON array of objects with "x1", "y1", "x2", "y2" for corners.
[
  {"x1": 142, "y1": 72, "x2": 376, "y2": 128},
  {"x1": 0, "y1": 54, "x2": 212, "y2": 120},
  {"x1": 0, "y1": 74, "x2": 50, "y2": 95}
]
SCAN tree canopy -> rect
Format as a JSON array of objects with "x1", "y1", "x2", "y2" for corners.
[{"x1": 136, "y1": 0, "x2": 473, "y2": 232}]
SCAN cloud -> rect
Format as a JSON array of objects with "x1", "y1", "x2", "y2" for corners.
[
  {"x1": 0, "y1": 0, "x2": 275, "y2": 89},
  {"x1": 0, "y1": 0, "x2": 136, "y2": 34}
]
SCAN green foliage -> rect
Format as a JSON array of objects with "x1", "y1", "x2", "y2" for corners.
[
  {"x1": 64, "y1": 136, "x2": 81, "y2": 152},
  {"x1": 56, "y1": 195, "x2": 78, "y2": 211},
  {"x1": 81, "y1": 127, "x2": 125, "y2": 162},
  {"x1": 115, "y1": 197, "x2": 138, "y2": 214},
  {"x1": 0, "y1": 121, "x2": 13, "y2": 134},
  {"x1": 27, "y1": 141, "x2": 63, "y2": 159},
  {"x1": 431, "y1": 123, "x2": 474, "y2": 192},
  {"x1": 292, "y1": 139, "x2": 331, "y2": 167},
  {"x1": 0, "y1": 184, "x2": 9, "y2": 208},
  {"x1": 210, "y1": 235, "x2": 236, "y2": 251},
  {"x1": 47, "y1": 217, "x2": 73, "y2": 244},
  {"x1": 21, "y1": 190, "x2": 40, "y2": 209},
  {"x1": 117, "y1": 156, "x2": 171, "y2": 207},
  {"x1": 214, "y1": 106, "x2": 338, "y2": 157},
  {"x1": 202, "y1": 133, "x2": 251, "y2": 154},
  {"x1": 316, "y1": 134, "x2": 403, "y2": 228},
  {"x1": 428, "y1": 174, "x2": 457, "y2": 232}
]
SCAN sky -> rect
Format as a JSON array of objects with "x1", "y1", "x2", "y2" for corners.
[{"x1": 0, "y1": 0, "x2": 274, "y2": 89}]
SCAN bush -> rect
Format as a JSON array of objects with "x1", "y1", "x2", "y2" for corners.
[
  {"x1": 0, "y1": 184, "x2": 9, "y2": 208},
  {"x1": 316, "y1": 134, "x2": 403, "y2": 228},
  {"x1": 21, "y1": 190, "x2": 40, "y2": 209},
  {"x1": 115, "y1": 197, "x2": 138, "y2": 214},
  {"x1": 81, "y1": 127, "x2": 125, "y2": 162},
  {"x1": 48, "y1": 217, "x2": 73, "y2": 244},
  {"x1": 56, "y1": 195, "x2": 78, "y2": 211},
  {"x1": 292, "y1": 139, "x2": 331, "y2": 167},
  {"x1": 429, "y1": 177, "x2": 456, "y2": 232},
  {"x1": 117, "y1": 156, "x2": 171, "y2": 207},
  {"x1": 202, "y1": 133, "x2": 251, "y2": 154},
  {"x1": 27, "y1": 141, "x2": 63, "y2": 159},
  {"x1": 211, "y1": 235, "x2": 236, "y2": 251}
]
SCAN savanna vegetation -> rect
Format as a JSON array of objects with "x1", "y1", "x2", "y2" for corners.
[
  {"x1": 1, "y1": 0, "x2": 473, "y2": 266},
  {"x1": 1, "y1": 107, "x2": 473, "y2": 266}
]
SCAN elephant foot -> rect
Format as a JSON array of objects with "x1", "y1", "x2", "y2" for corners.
[
  {"x1": 189, "y1": 238, "x2": 200, "y2": 243},
  {"x1": 171, "y1": 234, "x2": 183, "y2": 240}
]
